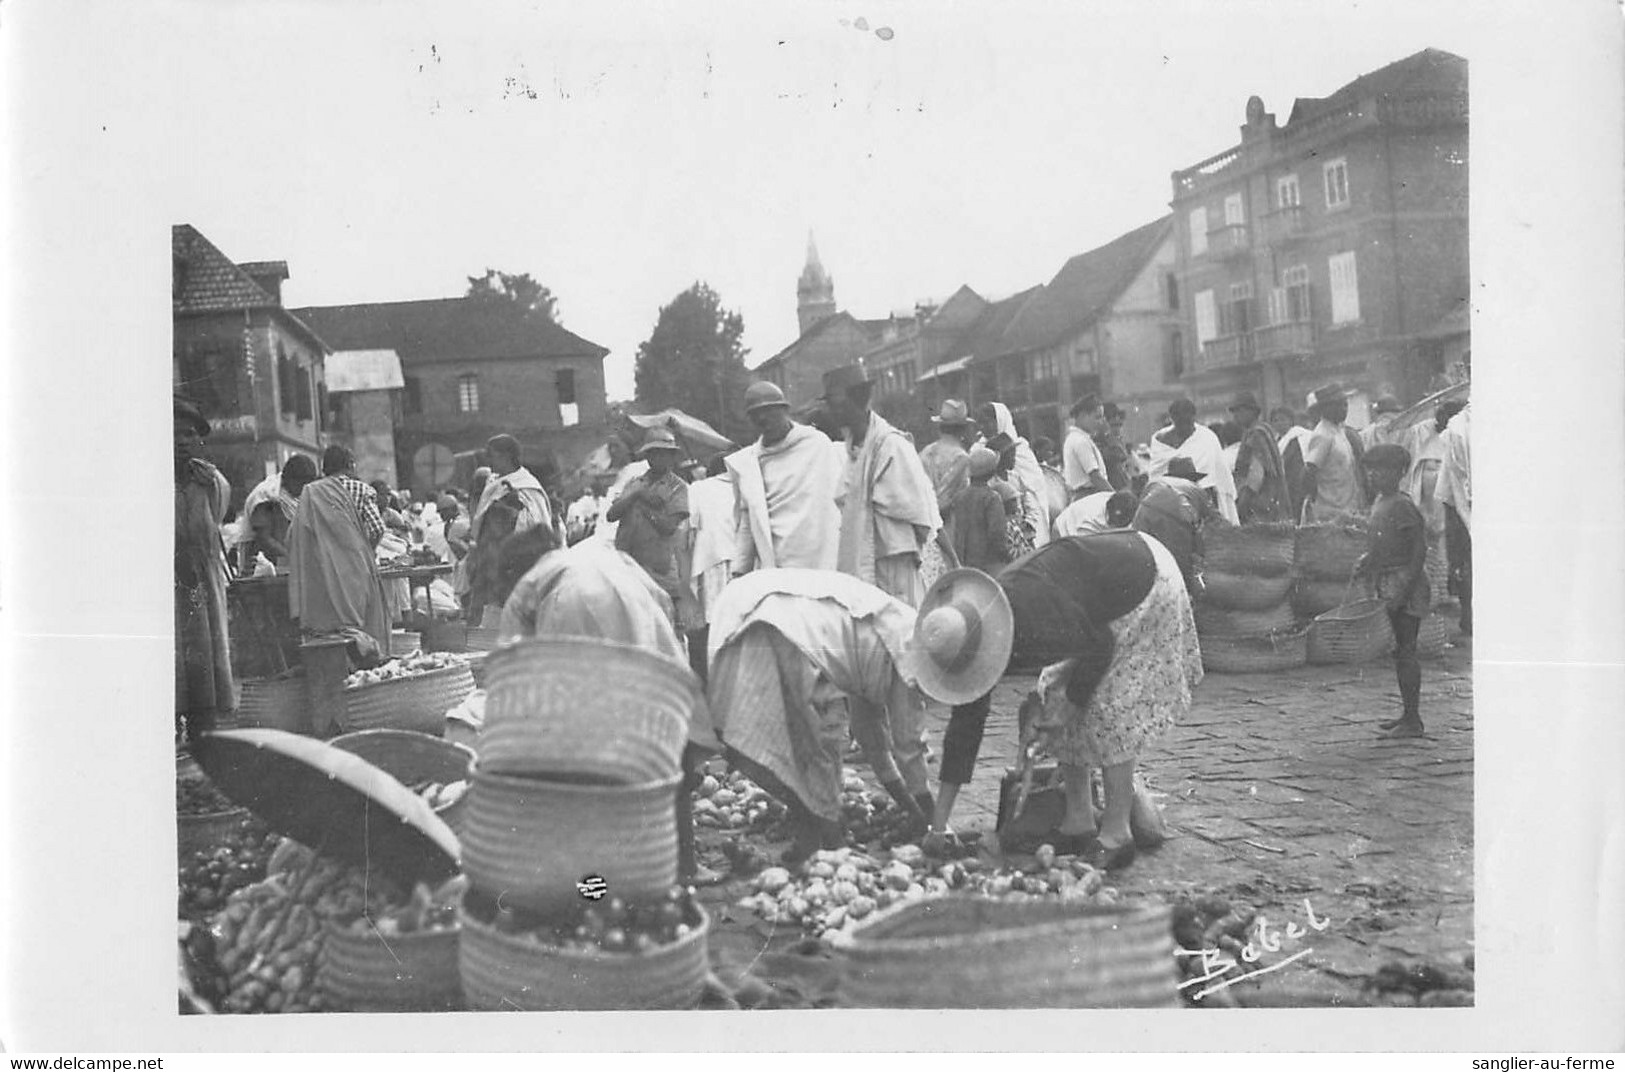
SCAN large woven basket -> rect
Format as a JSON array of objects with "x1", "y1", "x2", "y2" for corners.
[
  {"x1": 464, "y1": 626, "x2": 504, "y2": 653},
  {"x1": 1194, "y1": 600, "x2": 1295, "y2": 639},
  {"x1": 464, "y1": 651, "x2": 491, "y2": 689},
  {"x1": 1308, "y1": 598, "x2": 1394, "y2": 664},
  {"x1": 390, "y1": 630, "x2": 422, "y2": 656},
  {"x1": 1203, "y1": 523, "x2": 1297, "y2": 578},
  {"x1": 1295, "y1": 523, "x2": 1368, "y2": 581},
  {"x1": 1200, "y1": 628, "x2": 1310, "y2": 674},
  {"x1": 1199, "y1": 569, "x2": 1293, "y2": 612},
  {"x1": 460, "y1": 769, "x2": 679, "y2": 915},
  {"x1": 1425, "y1": 544, "x2": 1451, "y2": 606},
  {"x1": 833, "y1": 898, "x2": 1176, "y2": 1009},
  {"x1": 1294, "y1": 575, "x2": 1370, "y2": 618},
  {"x1": 237, "y1": 674, "x2": 309, "y2": 734},
  {"x1": 458, "y1": 897, "x2": 709, "y2": 1011},
  {"x1": 316, "y1": 921, "x2": 462, "y2": 1012},
  {"x1": 342, "y1": 663, "x2": 475, "y2": 736},
  {"x1": 480, "y1": 636, "x2": 697, "y2": 782},
  {"x1": 328, "y1": 729, "x2": 476, "y2": 832},
  {"x1": 1414, "y1": 612, "x2": 1450, "y2": 659}
]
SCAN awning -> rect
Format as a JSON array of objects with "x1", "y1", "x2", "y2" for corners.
[{"x1": 916, "y1": 356, "x2": 971, "y2": 384}]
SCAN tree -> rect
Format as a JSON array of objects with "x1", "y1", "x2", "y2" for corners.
[
  {"x1": 466, "y1": 268, "x2": 559, "y2": 322},
  {"x1": 633, "y1": 282, "x2": 751, "y2": 443}
]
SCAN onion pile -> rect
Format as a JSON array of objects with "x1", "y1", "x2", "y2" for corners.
[{"x1": 343, "y1": 650, "x2": 468, "y2": 690}]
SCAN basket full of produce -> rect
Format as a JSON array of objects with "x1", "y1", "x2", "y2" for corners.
[
  {"x1": 328, "y1": 729, "x2": 474, "y2": 831},
  {"x1": 480, "y1": 636, "x2": 699, "y2": 782},
  {"x1": 315, "y1": 872, "x2": 467, "y2": 1013},
  {"x1": 458, "y1": 884, "x2": 710, "y2": 1011},
  {"x1": 178, "y1": 771, "x2": 253, "y2": 858},
  {"x1": 342, "y1": 651, "x2": 475, "y2": 736}
]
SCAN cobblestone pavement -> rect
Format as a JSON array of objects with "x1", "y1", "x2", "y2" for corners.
[{"x1": 922, "y1": 630, "x2": 1475, "y2": 998}]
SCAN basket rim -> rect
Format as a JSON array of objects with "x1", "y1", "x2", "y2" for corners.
[
  {"x1": 833, "y1": 897, "x2": 1166, "y2": 953},
  {"x1": 469, "y1": 766, "x2": 681, "y2": 795},
  {"x1": 1314, "y1": 599, "x2": 1385, "y2": 623},
  {"x1": 487, "y1": 635, "x2": 698, "y2": 685},
  {"x1": 344, "y1": 661, "x2": 472, "y2": 694}
]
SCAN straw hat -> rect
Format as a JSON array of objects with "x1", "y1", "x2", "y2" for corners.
[
  {"x1": 744, "y1": 381, "x2": 789, "y2": 413},
  {"x1": 931, "y1": 399, "x2": 971, "y2": 426},
  {"x1": 906, "y1": 568, "x2": 1014, "y2": 706}
]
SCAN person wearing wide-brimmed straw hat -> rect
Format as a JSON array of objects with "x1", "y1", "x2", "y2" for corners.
[
  {"x1": 604, "y1": 425, "x2": 691, "y2": 609},
  {"x1": 705, "y1": 568, "x2": 947, "y2": 863},
  {"x1": 1228, "y1": 390, "x2": 1288, "y2": 523},
  {"x1": 821, "y1": 364, "x2": 941, "y2": 608},
  {"x1": 1130, "y1": 456, "x2": 1214, "y2": 596},
  {"x1": 911, "y1": 531, "x2": 1201, "y2": 872},
  {"x1": 725, "y1": 381, "x2": 844, "y2": 575},
  {"x1": 174, "y1": 396, "x2": 237, "y2": 744}
]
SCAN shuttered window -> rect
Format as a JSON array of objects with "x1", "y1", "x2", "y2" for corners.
[
  {"x1": 1277, "y1": 174, "x2": 1300, "y2": 208},
  {"x1": 1329, "y1": 252, "x2": 1360, "y2": 323},
  {"x1": 1323, "y1": 158, "x2": 1350, "y2": 209},
  {"x1": 1194, "y1": 289, "x2": 1219, "y2": 344}
]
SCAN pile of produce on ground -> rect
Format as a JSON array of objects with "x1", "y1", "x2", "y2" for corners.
[
  {"x1": 180, "y1": 845, "x2": 461, "y2": 1014},
  {"x1": 462, "y1": 883, "x2": 704, "y2": 955},
  {"x1": 178, "y1": 822, "x2": 280, "y2": 919},
  {"x1": 1364, "y1": 956, "x2": 1474, "y2": 1006},
  {"x1": 343, "y1": 650, "x2": 469, "y2": 690},
  {"x1": 733, "y1": 841, "x2": 1118, "y2": 946}
]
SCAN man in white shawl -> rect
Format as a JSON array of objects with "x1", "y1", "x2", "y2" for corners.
[
  {"x1": 232, "y1": 454, "x2": 317, "y2": 572},
  {"x1": 727, "y1": 382, "x2": 843, "y2": 575},
  {"x1": 706, "y1": 568, "x2": 935, "y2": 863},
  {"x1": 974, "y1": 401, "x2": 1051, "y2": 548},
  {"x1": 1148, "y1": 397, "x2": 1239, "y2": 524},
  {"x1": 681, "y1": 456, "x2": 738, "y2": 684},
  {"x1": 823, "y1": 365, "x2": 941, "y2": 607},
  {"x1": 472, "y1": 433, "x2": 555, "y2": 539}
]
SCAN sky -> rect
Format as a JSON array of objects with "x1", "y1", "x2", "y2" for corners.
[{"x1": 74, "y1": 1, "x2": 1484, "y2": 400}]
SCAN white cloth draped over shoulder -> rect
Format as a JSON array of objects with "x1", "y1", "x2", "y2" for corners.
[
  {"x1": 1052, "y1": 491, "x2": 1118, "y2": 538},
  {"x1": 989, "y1": 402, "x2": 1052, "y2": 546},
  {"x1": 232, "y1": 472, "x2": 296, "y2": 549},
  {"x1": 836, "y1": 411, "x2": 941, "y2": 587},
  {"x1": 472, "y1": 465, "x2": 554, "y2": 541},
  {"x1": 686, "y1": 471, "x2": 738, "y2": 623},
  {"x1": 1435, "y1": 405, "x2": 1471, "y2": 533},
  {"x1": 726, "y1": 422, "x2": 843, "y2": 572},
  {"x1": 1148, "y1": 422, "x2": 1239, "y2": 524}
]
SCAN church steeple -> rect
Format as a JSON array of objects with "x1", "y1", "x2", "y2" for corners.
[{"x1": 796, "y1": 231, "x2": 837, "y2": 336}]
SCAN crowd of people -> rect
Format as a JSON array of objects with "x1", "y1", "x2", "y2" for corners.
[{"x1": 176, "y1": 366, "x2": 1472, "y2": 878}]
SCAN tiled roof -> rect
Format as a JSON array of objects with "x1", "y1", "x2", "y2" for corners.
[
  {"x1": 291, "y1": 297, "x2": 609, "y2": 366},
  {"x1": 995, "y1": 216, "x2": 1172, "y2": 358},
  {"x1": 172, "y1": 224, "x2": 279, "y2": 314},
  {"x1": 940, "y1": 285, "x2": 1044, "y2": 364},
  {"x1": 237, "y1": 260, "x2": 289, "y2": 282},
  {"x1": 1287, "y1": 48, "x2": 1467, "y2": 127}
]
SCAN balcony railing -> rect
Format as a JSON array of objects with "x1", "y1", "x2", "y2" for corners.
[
  {"x1": 1206, "y1": 224, "x2": 1250, "y2": 259},
  {"x1": 1197, "y1": 332, "x2": 1255, "y2": 371},
  {"x1": 1261, "y1": 205, "x2": 1305, "y2": 245},
  {"x1": 1253, "y1": 319, "x2": 1317, "y2": 360}
]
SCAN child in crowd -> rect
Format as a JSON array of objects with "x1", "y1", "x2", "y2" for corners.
[
  {"x1": 949, "y1": 446, "x2": 1012, "y2": 572},
  {"x1": 1354, "y1": 443, "x2": 1430, "y2": 738}
]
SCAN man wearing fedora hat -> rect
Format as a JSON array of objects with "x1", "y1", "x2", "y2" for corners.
[
  {"x1": 822, "y1": 364, "x2": 941, "y2": 607},
  {"x1": 706, "y1": 568, "x2": 940, "y2": 862},
  {"x1": 174, "y1": 396, "x2": 237, "y2": 743},
  {"x1": 605, "y1": 426, "x2": 691, "y2": 608},
  {"x1": 727, "y1": 381, "x2": 844, "y2": 575},
  {"x1": 1302, "y1": 384, "x2": 1368, "y2": 520},
  {"x1": 1228, "y1": 391, "x2": 1288, "y2": 523}
]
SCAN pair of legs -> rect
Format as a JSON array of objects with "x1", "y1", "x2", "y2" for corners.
[
  {"x1": 936, "y1": 691, "x2": 1135, "y2": 855},
  {"x1": 1381, "y1": 609, "x2": 1424, "y2": 738}
]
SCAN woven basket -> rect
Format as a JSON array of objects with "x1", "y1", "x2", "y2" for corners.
[
  {"x1": 328, "y1": 729, "x2": 476, "y2": 832},
  {"x1": 1414, "y1": 612, "x2": 1450, "y2": 659},
  {"x1": 460, "y1": 769, "x2": 679, "y2": 914},
  {"x1": 834, "y1": 898, "x2": 1176, "y2": 1009},
  {"x1": 1425, "y1": 544, "x2": 1451, "y2": 606},
  {"x1": 1204, "y1": 523, "x2": 1297, "y2": 578},
  {"x1": 1194, "y1": 600, "x2": 1295, "y2": 639},
  {"x1": 1199, "y1": 569, "x2": 1294, "y2": 612},
  {"x1": 1294, "y1": 575, "x2": 1370, "y2": 618},
  {"x1": 1295, "y1": 523, "x2": 1368, "y2": 581},
  {"x1": 316, "y1": 921, "x2": 462, "y2": 1012},
  {"x1": 1201, "y1": 628, "x2": 1310, "y2": 674},
  {"x1": 1308, "y1": 598, "x2": 1394, "y2": 664},
  {"x1": 459, "y1": 897, "x2": 709, "y2": 1011},
  {"x1": 464, "y1": 651, "x2": 490, "y2": 689},
  {"x1": 237, "y1": 674, "x2": 309, "y2": 734},
  {"x1": 391, "y1": 630, "x2": 422, "y2": 656},
  {"x1": 177, "y1": 808, "x2": 252, "y2": 858},
  {"x1": 480, "y1": 637, "x2": 697, "y2": 782},
  {"x1": 464, "y1": 627, "x2": 504, "y2": 653},
  {"x1": 342, "y1": 664, "x2": 475, "y2": 737}
]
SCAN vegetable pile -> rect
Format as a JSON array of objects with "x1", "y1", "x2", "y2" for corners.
[
  {"x1": 177, "y1": 776, "x2": 241, "y2": 817},
  {"x1": 343, "y1": 650, "x2": 468, "y2": 690},
  {"x1": 178, "y1": 823, "x2": 280, "y2": 918},
  {"x1": 463, "y1": 884, "x2": 705, "y2": 955},
  {"x1": 734, "y1": 842, "x2": 1118, "y2": 944}
]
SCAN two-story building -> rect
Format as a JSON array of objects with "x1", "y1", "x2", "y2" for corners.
[
  {"x1": 1169, "y1": 48, "x2": 1468, "y2": 422},
  {"x1": 293, "y1": 297, "x2": 611, "y2": 496},
  {"x1": 172, "y1": 224, "x2": 330, "y2": 517}
]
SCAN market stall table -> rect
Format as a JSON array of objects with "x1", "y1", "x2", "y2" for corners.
[
  {"x1": 227, "y1": 572, "x2": 300, "y2": 678},
  {"x1": 380, "y1": 562, "x2": 454, "y2": 626}
]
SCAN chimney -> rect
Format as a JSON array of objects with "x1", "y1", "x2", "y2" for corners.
[{"x1": 238, "y1": 260, "x2": 290, "y2": 305}]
